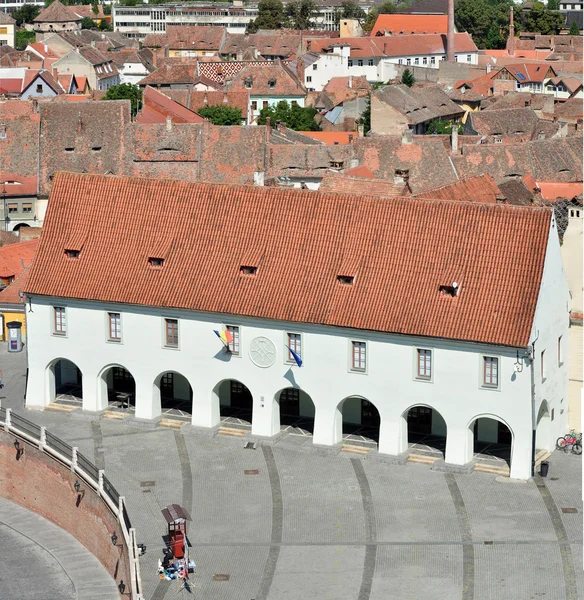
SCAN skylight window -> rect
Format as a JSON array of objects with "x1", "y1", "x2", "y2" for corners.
[
  {"x1": 337, "y1": 275, "x2": 354, "y2": 285},
  {"x1": 148, "y1": 257, "x2": 164, "y2": 268},
  {"x1": 516, "y1": 73, "x2": 526, "y2": 80},
  {"x1": 240, "y1": 265, "x2": 257, "y2": 275}
]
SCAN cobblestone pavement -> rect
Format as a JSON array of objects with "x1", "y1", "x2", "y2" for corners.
[{"x1": 1, "y1": 346, "x2": 583, "y2": 600}]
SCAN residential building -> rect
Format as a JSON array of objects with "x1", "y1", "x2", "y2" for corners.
[
  {"x1": 53, "y1": 46, "x2": 120, "y2": 91},
  {"x1": 0, "y1": 238, "x2": 37, "y2": 287},
  {"x1": 0, "y1": 264, "x2": 29, "y2": 341},
  {"x1": 370, "y1": 14, "x2": 449, "y2": 36},
  {"x1": 225, "y1": 62, "x2": 306, "y2": 123},
  {"x1": 25, "y1": 172, "x2": 570, "y2": 481},
  {"x1": 136, "y1": 85, "x2": 206, "y2": 124},
  {"x1": 0, "y1": 11, "x2": 15, "y2": 48},
  {"x1": 116, "y1": 49, "x2": 155, "y2": 85},
  {"x1": 371, "y1": 84, "x2": 464, "y2": 135},
  {"x1": 492, "y1": 63, "x2": 558, "y2": 95},
  {"x1": 163, "y1": 89, "x2": 251, "y2": 124},
  {"x1": 32, "y1": 0, "x2": 82, "y2": 33}
]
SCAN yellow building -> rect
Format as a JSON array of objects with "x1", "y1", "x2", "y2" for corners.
[
  {"x1": 0, "y1": 268, "x2": 29, "y2": 342},
  {"x1": 0, "y1": 12, "x2": 16, "y2": 48}
]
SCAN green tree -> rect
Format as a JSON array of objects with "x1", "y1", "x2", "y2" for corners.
[
  {"x1": 569, "y1": 20, "x2": 580, "y2": 35},
  {"x1": 91, "y1": 0, "x2": 99, "y2": 14},
  {"x1": 256, "y1": 100, "x2": 321, "y2": 131},
  {"x1": 363, "y1": 2, "x2": 396, "y2": 33},
  {"x1": 524, "y1": 1, "x2": 564, "y2": 34},
  {"x1": 98, "y1": 19, "x2": 112, "y2": 30},
  {"x1": 81, "y1": 16, "x2": 95, "y2": 29},
  {"x1": 14, "y1": 29, "x2": 36, "y2": 50},
  {"x1": 336, "y1": 0, "x2": 366, "y2": 24},
  {"x1": 357, "y1": 93, "x2": 371, "y2": 134},
  {"x1": 455, "y1": 0, "x2": 495, "y2": 48},
  {"x1": 426, "y1": 118, "x2": 463, "y2": 134},
  {"x1": 102, "y1": 83, "x2": 143, "y2": 117},
  {"x1": 11, "y1": 4, "x2": 40, "y2": 26},
  {"x1": 547, "y1": 0, "x2": 559, "y2": 9},
  {"x1": 103, "y1": 4, "x2": 111, "y2": 15},
  {"x1": 198, "y1": 104, "x2": 243, "y2": 125},
  {"x1": 247, "y1": 0, "x2": 288, "y2": 32},
  {"x1": 400, "y1": 68, "x2": 415, "y2": 87},
  {"x1": 286, "y1": 0, "x2": 316, "y2": 29}
]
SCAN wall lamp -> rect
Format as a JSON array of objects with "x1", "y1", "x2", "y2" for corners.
[
  {"x1": 118, "y1": 580, "x2": 126, "y2": 594},
  {"x1": 14, "y1": 439, "x2": 24, "y2": 460},
  {"x1": 111, "y1": 532, "x2": 118, "y2": 546}
]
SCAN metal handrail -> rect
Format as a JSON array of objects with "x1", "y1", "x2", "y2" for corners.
[{"x1": 0, "y1": 404, "x2": 144, "y2": 600}]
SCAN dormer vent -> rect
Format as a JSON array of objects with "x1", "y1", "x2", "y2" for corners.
[
  {"x1": 439, "y1": 282, "x2": 459, "y2": 297},
  {"x1": 240, "y1": 265, "x2": 257, "y2": 276},
  {"x1": 65, "y1": 249, "x2": 80, "y2": 259},
  {"x1": 148, "y1": 257, "x2": 164, "y2": 268},
  {"x1": 337, "y1": 275, "x2": 354, "y2": 285},
  {"x1": 64, "y1": 232, "x2": 87, "y2": 259}
]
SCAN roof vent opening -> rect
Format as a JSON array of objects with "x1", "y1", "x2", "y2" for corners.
[
  {"x1": 65, "y1": 249, "x2": 80, "y2": 259},
  {"x1": 337, "y1": 275, "x2": 354, "y2": 285},
  {"x1": 148, "y1": 257, "x2": 164, "y2": 268},
  {"x1": 439, "y1": 282, "x2": 459, "y2": 297},
  {"x1": 240, "y1": 265, "x2": 258, "y2": 276}
]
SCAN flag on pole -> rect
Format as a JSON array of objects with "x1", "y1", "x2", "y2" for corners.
[
  {"x1": 214, "y1": 329, "x2": 233, "y2": 346},
  {"x1": 286, "y1": 346, "x2": 303, "y2": 368}
]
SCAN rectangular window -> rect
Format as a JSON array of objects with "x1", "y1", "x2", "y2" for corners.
[
  {"x1": 541, "y1": 350, "x2": 546, "y2": 380},
  {"x1": 414, "y1": 57, "x2": 419, "y2": 65},
  {"x1": 483, "y1": 356, "x2": 498, "y2": 387},
  {"x1": 416, "y1": 349, "x2": 432, "y2": 379},
  {"x1": 312, "y1": 64, "x2": 317, "y2": 70},
  {"x1": 357, "y1": 59, "x2": 363, "y2": 67},
  {"x1": 423, "y1": 57, "x2": 427, "y2": 65},
  {"x1": 165, "y1": 318, "x2": 178, "y2": 347},
  {"x1": 22, "y1": 203, "x2": 32, "y2": 213},
  {"x1": 227, "y1": 325, "x2": 240, "y2": 355},
  {"x1": 431, "y1": 57, "x2": 436, "y2": 65},
  {"x1": 53, "y1": 307, "x2": 66, "y2": 335},
  {"x1": 351, "y1": 341, "x2": 366, "y2": 371},
  {"x1": 348, "y1": 59, "x2": 353, "y2": 67},
  {"x1": 398, "y1": 58, "x2": 403, "y2": 65},
  {"x1": 406, "y1": 58, "x2": 411, "y2": 65},
  {"x1": 7, "y1": 203, "x2": 17, "y2": 214},
  {"x1": 262, "y1": 100, "x2": 269, "y2": 108},
  {"x1": 466, "y1": 54, "x2": 471, "y2": 62},
  {"x1": 368, "y1": 59, "x2": 373, "y2": 66},
  {"x1": 287, "y1": 332, "x2": 301, "y2": 362},
  {"x1": 108, "y1": 312, "x2": 121, "y2": 341},
  {"x1": 306, "y1": 75, "x2": 312, "y2": 82},
  {"x1": 558, "y1": 336, "x2": 563, "y2": 365},
  {"x1": 251, "y1": 100, "x2": 257, "y2": 110}
]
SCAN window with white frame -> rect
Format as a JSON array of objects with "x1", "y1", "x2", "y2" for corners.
[
  {"x1": 406, "y1": 58, "x2": 411, "y2": 65},
  {"x1": 466, "y1": 54, "x2": 471, "y2": 62},
  {"x1": 368, "y1": 59, "x2": 373, "y2": 66},
  {"x1": 307, "y1": 75, "x2": 312, "y2": 82},
  {"x1": 423, "y1": 57, "x2": 427, "y2": 65},
  {"x1": 431, "y1": 56, "x2": 436, "y2": 65},
  {"x1": 165, "y1": 318, "x2": 178, "y2": 347},
  {"x1": 312, "y1": 64, "x2": 317, "y2": 70},
  {"x1": 558, "y1": 336, "x2": 563, "y2": 365},
  {"x1": 414, "y1": 57, "x2": 419, "y2": 65},
  {"x1": 541, "y1": 350, "x2": 546, "y2": 381},
  {"x1": 351, "y1": 341, "x2": 366, "y2": 372},
  {"x1": 286, "y1": 332, "x2": 301, "y2": 362},
  {"x1": 227, "y1": 325, "x2": 240, "y2": 355},
  {"x1": 357, "y1": 59, "x2": 363, "y2": 66},
  {"x1": 482, "y1": 356, "x2": 498, "y2": 388},
  {"x1": 416, "y1": 348, "x2": 432, "y2": 380},
  {"x1": 108, "y1": 312, "x2": 121, "y2": 341},
  {"x1": 348, "y1": 59, "x2": 353, "y2": 67},
  {"x1": 53, "y1": 307, "x2": 66, "y2": 335},
  {"x1": 398, "y1": 58, "x2": 403, "y2": 65}
]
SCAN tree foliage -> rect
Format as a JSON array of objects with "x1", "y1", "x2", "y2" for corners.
[
  {"x1": 103, "y1": 4, "x2": 111, "y2": 15},
  {"x1": 11, "y1": 3, "x2": 40, "y2": 26},
  {"x1": 256, "y1": 100, "x2": 321, "y2": 131},
  {"x1": 569, "y1": 20, "x2": 580, "y2": 35},
  {"x1": 14, "y1": 29, "x2": 36, "y2": 50},
  {"x1": 400, "y1": 68, "x2": 415, "y2": 87},
  {"x1": 426, "y1": 118, "x2": 463, "y2": 135},
  {"x1": 357, "y1": 93, "x2": 371, "y2": 134},
  {"x1": 286, "y1": 0, "x2": 316, "y2": 29},
  {"x1": 247, "y1": 0, "x2": 288, "y2": 32},
  {"x1": 198, "y1": 104, "x2": 243, "y2": 125},
  {"x1": 523, "y1": 1, "x2": 565, "y2": 35},
  {"x1": 547, "y1": 0, "x2": 559, "y2": 9},
  {"x1": 102, "y1": 83, "x2": 143, "y2": 117},
  {"x1": 336, "y1": 0, "x2": 366, "y2": 25},
  {"x1": 81, "y1": 16, "x2": 95, "y2": 29},
  {"x1": 362, "y1": 2, "x2": 398, "y2": 33}
]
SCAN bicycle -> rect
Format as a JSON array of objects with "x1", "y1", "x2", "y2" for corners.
[{"x1": 556, "y1": 430, "x2": 582, "y2": 455}]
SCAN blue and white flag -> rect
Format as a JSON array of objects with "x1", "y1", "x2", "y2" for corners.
[{"x1": 286, "y1": 346, "x2": 303, "y2": 368}]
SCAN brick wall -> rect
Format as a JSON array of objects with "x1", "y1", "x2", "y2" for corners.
[{"x1": 0, "y1": 430, "x2": 130, "y2": 594}]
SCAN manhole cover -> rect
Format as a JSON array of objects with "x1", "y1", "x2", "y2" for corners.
[
  {"x1": 213, "y1": 574, "x2": 230, "y2": 582},
  {"x1": 244, "y1": 469, "x2": 259, "y2": 475},
  {"x1": 140, "y1": 481, "x2": 155, "y2": 487},
  {"x1": 562, "y1": 508, "x2": 578, "y2": 514}
]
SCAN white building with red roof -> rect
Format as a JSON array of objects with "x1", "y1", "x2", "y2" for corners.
[{"x1": 24, "y1": 173, "x2": 570, "y2": 480}]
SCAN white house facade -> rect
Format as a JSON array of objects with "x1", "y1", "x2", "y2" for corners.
[{"x1": 24, "y1": 173, "x2": 570, "y2": 481}]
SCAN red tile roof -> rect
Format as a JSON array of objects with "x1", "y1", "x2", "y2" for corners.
[
  {"x1": 499, "y1": 63, "x2": 557, "y2": 84},
  {"x1": 343, "y1": 165, "x2": 375, "y2": 178},
  {"x1": 319, "y1": 174, "x2": 407, "y2": 196},
  {"x1": 300, "y1": 132, "x2": 357, "y2": 145},
  {"x1": 136, "y1": 86, "x2": 206, "y2": 124},
  {"x1": 0, "y1": 239, "x2": 38, "y2": 279},
  {"x1": 34, "y1": 0, "x2": 81, "y2": 22},
  {"x1": 413, "y1": 175, "x2": 505, "y2": 204},
  {"x1": 26, "y1": 172, "x2": 552, "y2": 348},
  {"x1": 0, "y1": 265, "x2": 30, "y2": 305},
  {"x1": 164, "y1": 89, "x2": 249, "y2": 118},
  {"x1": 370, "y1": 14, "x2": 448, "y2": 36},
  {"x1": 536, "y1": 182, "x2": 583, "y2": 201}
]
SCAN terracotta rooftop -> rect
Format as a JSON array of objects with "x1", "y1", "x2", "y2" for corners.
[
  {"x1": 164, "y1": 89, "x2": 249, "y2": 118},
  {"x1": 226, "y1": 62, "x2": 305, "y2": 97},
  {"x1": 0, "y1": 12, "x2": 15, "y2": 24},
  {"x1": 27, "y1": 173, "x2": 552, "y2": 348},
  {"x1": 0, "y1": 239, "x2": 38, "y2": 280},
  {"x1": 0, "y1": 265, "x2": 30, "y2": 304},
  {"x1": 34, "y1": 0, "x2": 81, "y2": 23},
  {"x1": 413, "y1": 175, "x2": 505, "y2": 204},
  {"x1": 465, "y1": 108, "x2": 539, "y2": 138},
  {"x1": 343, "y1": 165, "x2": 375, "y2": 178},
  {"x1": 319, "y1": 174, "x2": 407, "y2": 196},
  {"x1": 136, "y1": 86, "x2": 206, "y2": 124},
  {"x1": 370, "y1": 14, "x2": 448, "y2": 36},
  {"x1": 501, "y1": 63, "x2": 557, "y2": 84},
  {"x1": 143, "y1": 25, "x2": 225, "y2": 50},
  {"x1": 300, "y1": 132, "x2": 357, "y2": 145},
  {"x1": 536, "y1": 182, "x2": 583, "y2": 201}
]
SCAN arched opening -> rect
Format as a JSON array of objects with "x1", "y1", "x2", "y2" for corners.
[
  {"x1": 339, "y1": 396, "x2": 381, "y2": 449},
  {"x1": 277, "y1": 387, "x2": 315, "y2": 435},
  {"x1": 12, "y1": 223, "x2": 30, "y2": 231},
  {"x1": 214, "y1": 379, "x2": 253, "y2": 426},
  {"x1": 470, "y1": 416, "x2": 513, "y2": 473},
  {"x1": 47, "y1": 359, "x2": 82, "y2": 407},
  {"x1": 535, "y1": 401, "x2": 551, "y2": 454},
  {"x1": 100, "y1": 365, "x2": 136, "y2": 412},
  {"x1": 403, "y1": 405, "x2": 447, "y2": 458},
  {"x1": 154, "y1": 372, "x2": 193, "y2": 423}
]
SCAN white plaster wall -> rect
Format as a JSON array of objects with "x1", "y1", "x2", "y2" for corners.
[
  {"x1": 304, "y1": 54, "x2": 347, "y2": 92},
  {"x1": 383, "y1": 52, "x2": 478, "y2": 70},
  {"x1": 529, "y1": 214, "x2": 572, "y2": 451},
  {"x1": 26, "y1": 294, "x2": 538, "y2": 477}
]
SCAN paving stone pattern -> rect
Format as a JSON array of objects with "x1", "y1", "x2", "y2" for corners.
[{"x1": 1, "y1": 347, "x2": 583, "y2": 600}]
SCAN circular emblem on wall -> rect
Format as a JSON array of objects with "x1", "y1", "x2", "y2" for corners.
[{"x1": 249, "y1": 337, "x2": 276, "y2": 368}]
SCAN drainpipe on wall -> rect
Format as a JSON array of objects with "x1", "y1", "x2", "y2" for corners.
[{"x1": 530, "y1": 330, "x2": 539, "y2": 478}]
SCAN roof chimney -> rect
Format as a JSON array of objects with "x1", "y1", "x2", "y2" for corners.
[
  {"x1": 348, "y1": 75, "x2": 352, "y2": 88},
  {"x1": 508, "y1": 7, "x2": 515, "y2": 57},
  {"x1": 451, "y1": 123, "x2": 459, "y2": 154},
  {"x1": 402, "y1": 129, "x2": 413, "y2": 144},
  {"x1": 166, "y1": 115, "x2": 172, "y2": 131},
  {"x1": 447, "y1": 0, "x2": 455, "y2": 63}
]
